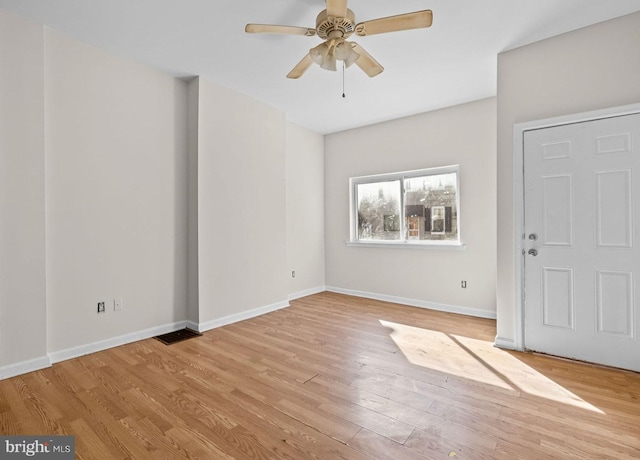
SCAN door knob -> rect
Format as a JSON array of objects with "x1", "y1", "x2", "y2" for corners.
[
  {"x1": 528, "y1": 233, "x2": 538, "y2": 241},
  {"x1": 528, "y1": 249, "x2": 538, "y2": 256}
]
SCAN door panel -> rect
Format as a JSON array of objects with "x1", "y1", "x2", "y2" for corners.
[
  {"x1": 595, "y1": 270, "x2": 634, "y2": 338},
  {"x1": 541, "y1": 267, "x2": 574, "y2": 329},
  {"x1": 595, "y1": 170, "x2": 632, "y2": 248},
  {"x1": 541, "y1": 174, "x2": 573, "y2": 246},
  {"x1": 524, "y1": 113, "x2": 640, "y2": 372}
]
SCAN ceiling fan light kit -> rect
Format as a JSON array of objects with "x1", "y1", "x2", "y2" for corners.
[
  {"x1": 245, "y1": 0, "x2": 433, "y2": 79},
  {"x1": 310, "y1": 38, "x2": 360, "y2": 71},
  {"x1": 335, "y1": 41, "x2": 360, "y2": 68}
]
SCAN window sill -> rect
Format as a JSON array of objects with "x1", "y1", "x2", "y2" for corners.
[{"x1": 345, "y1": 241, "x2": 467, "y2": 251}]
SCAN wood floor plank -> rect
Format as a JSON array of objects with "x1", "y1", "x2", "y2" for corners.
[
  {"x1": 403, "y1": 426, "x2": 495, "y2": 459},
  {"x1": 317, "y1": 398, "x2": 415, "y2": 444},
  {"x1": 71, "y1": 390, "x2": 152, "y2": 459},
  {"x1": 347, "y1": 428, "x2": 427, "y2": 460},
  {"x1": 71, "y1": 418, "x2": 119, "y2": 459},
  {"x1": 275, "y1": 397, "x2": 362, "y2": 444},
  {"x1": 492, "y1": 439, "x2": 558, "y2": 460},
  {"x1": 408, "y1": 411, "x2": 499, "y2": 455},
  {"x1": 227, "y1": 388, "x2": 370, "y2": 460},
  {"x1": 1, "y1": 291, "x2": 639, "y2": 459},
  {"x1": 304, "y1": 373, "x2": 431, "y2": 428}
]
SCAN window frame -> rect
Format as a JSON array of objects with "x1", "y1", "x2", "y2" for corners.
[{"x1": 348, "y1": 165, "x2": 464, "y2": 249}]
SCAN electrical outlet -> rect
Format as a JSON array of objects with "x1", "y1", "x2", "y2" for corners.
[
  {"x1": 97, "y1": 302, "x2": 105, "y2": 313},
  {"x1": 114, "y1": 298, "x2": 123, "y2": 311},
  {"x1": 461, "y1": 280, "x2": 467, "y2": 289},
  {"x1": 291, "y1": 270, "x2": 296, "y2": 278}
]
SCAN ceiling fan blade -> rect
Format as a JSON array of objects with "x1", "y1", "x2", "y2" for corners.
[
  {"x1": 351, "y1": 43, "x2": 384, "y2": 77},
  {"x1": 287, "y1": 53, "x2": 314, "y2": 79},
  {"x1": 245, "y1": 24, "x2": 316, "y2": 36},
  {"x1": 326, "y1": 0, "x2": 348, "y2": 18},
  {"x1": 355, "y1": 10, "x2": 433, "y2": 36}
]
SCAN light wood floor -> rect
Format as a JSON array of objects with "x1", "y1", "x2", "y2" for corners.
[{"x1": 1, "y1": 292, "x2": 639, "y2": 459}]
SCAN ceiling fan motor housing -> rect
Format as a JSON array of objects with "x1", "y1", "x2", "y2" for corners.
[{"x1": 316, "y1": 9, "x2": 356, "y2": 39}]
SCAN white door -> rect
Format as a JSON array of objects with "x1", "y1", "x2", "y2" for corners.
[{"x1": 524, "y1": 113, "x2": 640, "y2": 372}]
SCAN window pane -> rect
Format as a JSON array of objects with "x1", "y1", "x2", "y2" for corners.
[
  {"x1": 357, "y1": 180, "x2": 401, "y2": 240},
  {"x1": 404, "y1": 172, "x2": 458, "y2": 241}
]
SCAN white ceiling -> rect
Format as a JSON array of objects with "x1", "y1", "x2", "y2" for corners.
[{"x1": 2, "y1": 0, "x2": 640, "y2": 134}]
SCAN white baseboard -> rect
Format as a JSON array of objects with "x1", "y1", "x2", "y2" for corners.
[
  {"x1": 5, "y1": 300, "x2": 291, "y2": 379},
  {"x1": 288, "y1": 285, "x2": 326, "y2": 301},
  {"x1": 48, "y1": 320, "x2": 189, "y2": 364},
  {"x1": 194, "y1": 299, "x2": 290, "y2": 333},
  {"x1": 494, "y1": 336, "x2": 518, "y2": 350},
  {"x1": 0, "y1": 355, "x2": 51, "y2": 380},
  {"x1": 3, "y1": 289, "x2": 495, "y2": 381},
  {"x1": 185, "y1": 320, "x2": 200, "y2": 332},
  {"x1": 326, "y1": 286, "x2": 497, "y2": 319}
]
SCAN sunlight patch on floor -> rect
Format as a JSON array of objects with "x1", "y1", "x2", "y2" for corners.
[{"x1": 379, "y1": 319, "x2": 604, "y2": 414}]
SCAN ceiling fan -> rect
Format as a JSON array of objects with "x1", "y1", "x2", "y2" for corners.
[{"x1": 245, "y1": 0, "x2": 433, "y2": 79}]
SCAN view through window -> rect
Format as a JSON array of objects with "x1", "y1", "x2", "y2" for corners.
[{"x1": 352, "y1": 166, "x2": 459, "y2": 244}]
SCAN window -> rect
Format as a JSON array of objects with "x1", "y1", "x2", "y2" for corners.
[{"x1": 350, "y1": 165, "x2": 460, "y2": 246}]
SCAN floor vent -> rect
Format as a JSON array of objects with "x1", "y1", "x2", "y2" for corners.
[{"x1": 154, "y1": 328, "x2": 202, "y2": 345}]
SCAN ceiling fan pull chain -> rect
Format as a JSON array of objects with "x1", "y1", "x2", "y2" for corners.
[{"x1": 342, "y1": 62, "x2": 346, "y2": 98}]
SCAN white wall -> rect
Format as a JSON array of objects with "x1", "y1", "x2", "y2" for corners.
[
  {"x1": 0, "y1": 9, "x2": 327, "y2": 377},
  {"x1": 286, "y1": 122, "x2": 325, "y2": 298},
  {"x1": 0, "y1": 10, "x2": 47, "y2": 370},
  {"x1": 325, "y1": 98, "x2": 497, "y2": 316},
  {"x1": 196, "y1": 77, "x2": 289, "y2": 324},
  {"x1": 44, "y1": 29, "x2": 189, "y2": 353},
  {"x1": 496, "y1": 12, "x2": 640, "y2": 345}
]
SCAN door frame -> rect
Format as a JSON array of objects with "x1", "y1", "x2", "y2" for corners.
[{"x1": 511, "y1": 103, "x2": 640, "y2": 352}]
